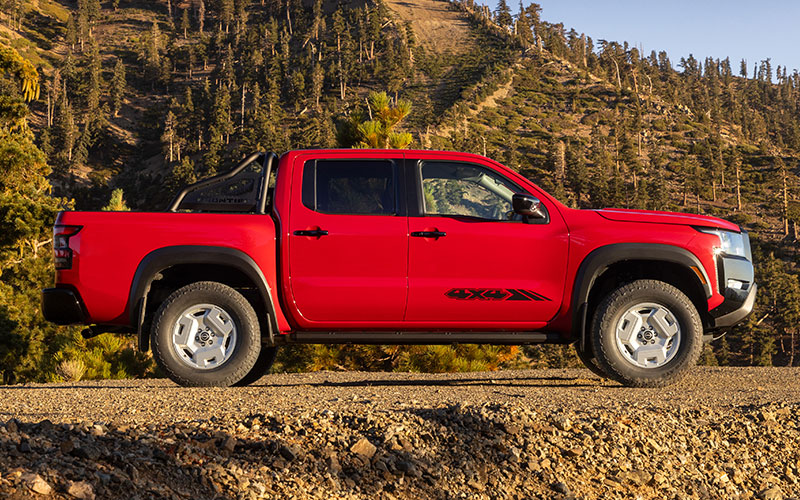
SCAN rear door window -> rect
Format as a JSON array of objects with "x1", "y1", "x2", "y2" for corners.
[{"x1": 302, "y1": 160, "x2": 396, "y2": 215}]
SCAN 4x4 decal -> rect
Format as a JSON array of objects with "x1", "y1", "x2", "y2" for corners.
[{"x1": 445, "y1": 288, "x2": 551, "y2": 301}]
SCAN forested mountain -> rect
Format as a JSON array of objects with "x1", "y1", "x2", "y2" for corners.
[{"x1": 2, "y1": 0, "x2": 800, "y2": 382}]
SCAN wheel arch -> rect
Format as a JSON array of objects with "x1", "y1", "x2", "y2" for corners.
[
  {"x1": 129, "y1": 245, "x2": 278, "y2": 352},
  {"x1": 572, "y1": 243, "x2": 712, "y2": 351}
]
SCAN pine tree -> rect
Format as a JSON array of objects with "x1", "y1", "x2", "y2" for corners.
[
  {"x1": 110, "y1": 58, "x2": 126, "y2": 117},
  {"x1": 515, "y1": 0, "x2": 533, "y2": 45},
  {"x1": 86, "y1": 38, "x2": 103, "y2": 114},
  {"x1": 331, "y1": 7, "x2": 350, "y2": 100},
  {"x1": 311, "y1": 61, "x2": 323, "y2": 111},
  {"x1": 495, "y1": 0, "x2": 513, "y2": 29},
  {"x1": 566, "y1": 140, "x2": 588, "y2": 207},
  {"x1": 53, "y1": 95, "x2": 76, "y2": 165},
  {"x1": 77, "y1": 7, "x2": 89, "y2": 52},
  {"x1": 66, "y1": 14, "x2": 77, "y2": 52},
  {"x1": 336, "y1": 91, "x2": 412, "y2": 149},
  {"x1": 162, "y1": 110, "x2": 178, "y2": 163},
  {"x1": 102, "y1": 189, "x2": 130, "y2": 211},
  {"x1": 0, "y1": 46, "x2": 76, "y2": 383},
  {"x1": 180, "y1": 8, "x2": 190, "y2": 39},
  {"x1": 170, "y1": 156, "x2": 196, "y2": 191},
  {"x1": 198, "y1": 0, "x2": 205, "y2": 34},
  {"x1": 220, "y1": 0, "x2": 234, "y2": 33},
  {"x1": 212, "y1": 84, "x2": 233, "y2": 145}
]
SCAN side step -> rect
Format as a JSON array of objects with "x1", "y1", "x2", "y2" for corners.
[{"x1": 282, "y1": 331, "x2": 564, "y2": 345}]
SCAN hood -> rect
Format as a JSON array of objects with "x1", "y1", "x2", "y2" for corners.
[{"x1": 595, "y1": 209, "x2": 741, "y2": 232}]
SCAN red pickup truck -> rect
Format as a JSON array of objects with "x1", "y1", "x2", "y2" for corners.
[{"x1": 42, "y1": 149, "x2": 756, "y2": 387}]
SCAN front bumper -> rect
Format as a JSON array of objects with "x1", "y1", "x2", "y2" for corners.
[
  {"x1": 709, "y1": 253, "x2": 757, "y2": 328},
  {"x1": 42, "y1": 288, "x2": 86, "y2": 325}
]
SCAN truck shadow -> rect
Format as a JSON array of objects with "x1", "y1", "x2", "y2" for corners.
[{"x1": 261, "y1": 372, "x2": 613, "y2": 389}]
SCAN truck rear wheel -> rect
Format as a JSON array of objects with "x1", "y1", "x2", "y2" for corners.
[
  {"x1": 151, "y1": 281, "x2": 261, "y2": 387},
  {"x1": 233, "y1": 346, "x2": 277, "y2": 386},
  {"x1": 591, "y1": 279, "x2": 702, "y2": 387}
]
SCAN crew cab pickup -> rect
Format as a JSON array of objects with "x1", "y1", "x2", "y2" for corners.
[{"x1": 42, "y1": 150, "x2": 756, "y2": 387}]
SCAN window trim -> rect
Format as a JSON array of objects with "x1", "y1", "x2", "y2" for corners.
[
  {"x1": 302, "y1": 158, "x2": 401, "y2": 216},
  {"x1": 414, "y1": 159, "x2": 547, "y2": 223}
]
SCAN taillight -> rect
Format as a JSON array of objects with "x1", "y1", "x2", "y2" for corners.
[{"x1": 53, "y1": 225, "x2": 82, "y2": 270}]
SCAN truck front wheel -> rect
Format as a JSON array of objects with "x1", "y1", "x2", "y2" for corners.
[
  {"x1": 151, "y1": 281, "x2": 261, "y2": 387},
  {"x1": 591, "y1": 279, "x2": 702, "y2": 387},
  {"x1": 574, "y1": 341, "x2": 609, "y2": 379}
]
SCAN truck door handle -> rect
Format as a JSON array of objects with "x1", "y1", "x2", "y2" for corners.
[
  {"x1": 294, "y1": 229, "x2": 329, "y2": 237},
  {"x1": 410, "y1": 231, "x2": 446, "y2": 238}
]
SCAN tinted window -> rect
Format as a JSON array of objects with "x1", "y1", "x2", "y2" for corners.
[
  {"x1": 303, "y1": 160, "x2": 396, "y2": 215},
  {"x1": 421, "y1": 161, "x2": 521, "y2": 221}
]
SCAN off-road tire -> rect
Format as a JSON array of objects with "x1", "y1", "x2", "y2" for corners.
[
  {"x1": 574, "y1": 341, "x2": 609, "y2": 379},
  {"x1": 591, "y1": 279, "x2": 702, "y2": 388},
  {"x1": 233, "y1": 346, "x2": 278, "y2": 387},
  {"x1": 151, "y1": 281, "x2": 261, "y2": 387}
]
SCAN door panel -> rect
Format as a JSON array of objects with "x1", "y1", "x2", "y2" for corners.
[
  {"x1": 406, "y1": 160, "x2": 568, "y2": 324},
  {"x1": 288, "y1": 159, "x2": 408, "y2": 323}
]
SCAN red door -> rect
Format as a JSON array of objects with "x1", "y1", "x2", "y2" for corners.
[
  {"x1": 288, "y1": 158, "x2": 408, "y2": 324},
  {"x1": 406, "y1": 159, "x2": 568, "y2": 325}
]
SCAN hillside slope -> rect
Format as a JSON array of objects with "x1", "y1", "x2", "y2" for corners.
[{"x1": 3, "y1": 0, "x2": 800, "y2": 371}]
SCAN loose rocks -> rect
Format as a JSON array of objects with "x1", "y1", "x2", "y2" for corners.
[{"x1": 0, "y1": 367, "x2": 798, "y2": 499}]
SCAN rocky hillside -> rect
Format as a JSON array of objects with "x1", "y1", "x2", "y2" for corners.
[{"x1": 0, "y1": 368, "x2": 798, "y2": 499}]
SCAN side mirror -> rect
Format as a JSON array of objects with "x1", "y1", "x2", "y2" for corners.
[{"x1": 512, "y1": 193, "x2": 547, "y2": 219}]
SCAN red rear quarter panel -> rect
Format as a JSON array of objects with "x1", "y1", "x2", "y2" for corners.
[{"x1": 55, "y1": 211, "x2": 284, "y2": 327}]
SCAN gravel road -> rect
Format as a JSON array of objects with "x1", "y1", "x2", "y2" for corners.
[{"x1": 0, "y1": 367, "x2": 798, "y2": 499}]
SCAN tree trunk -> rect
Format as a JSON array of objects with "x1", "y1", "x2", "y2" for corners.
[
  {"x1": 612, "y1": 58, "x2": 621, "y2": 89},
  {"x1": 241, "y1": 83, "x2": 247, "y2": 129},
  {"x1": 556, "y1": 141, "x2": 566, "y2": 186},
  {"x1": 199, "y1": 0, "x2": 205, "y2": 34},
  {"x1": 337, "y1": 33, "x2": 345, "y2": 100},
  {"x1": 682, "y1": 180, "x2": 687, "y2": 206},
  {"x1": 784, "y1": 169, "x2": 789, "y2": 236},
  {"x1": 286, "y1": 1, "x2": 293, "y2": 36},
  {"x1": 736, "y1": 165, "x2": 742, "y2": 211},
  {"x1": 580, "y1": 33, "x2": 586, "y2": 67}
]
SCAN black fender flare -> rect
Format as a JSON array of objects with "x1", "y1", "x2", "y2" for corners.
[
  {"x1": 571, "y1": 243, "x2": 712, "y2": 351},
  {"x1": 129, "y1": 245, "x2": 278, "y2": 351}
]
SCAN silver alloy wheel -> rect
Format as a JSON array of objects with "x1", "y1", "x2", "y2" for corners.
[
  {"x1": 171, "y1": 303, "x2": 238, "y2": 370},
  {"x1": 614, "y1": 302, "x2": 681, "y2": 368}
]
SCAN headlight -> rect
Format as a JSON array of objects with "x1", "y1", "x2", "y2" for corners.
[{"x1": 699, "y1": 228, "x2": 746, "y2": 257}]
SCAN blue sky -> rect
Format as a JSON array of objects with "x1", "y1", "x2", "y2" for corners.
[{"x1": 480, "y1": 1, "x2": 800, "y2": 75}]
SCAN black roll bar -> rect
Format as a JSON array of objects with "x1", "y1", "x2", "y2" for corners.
[
  {"x1": 258, "y1": 152, "x2": 278, "y2": 214},
  {"x1": 167, "y1": 151, "x2": 278, "y2": 214}
]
